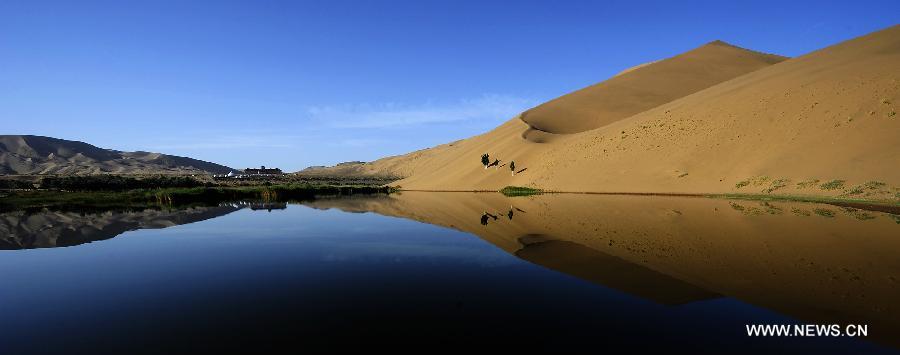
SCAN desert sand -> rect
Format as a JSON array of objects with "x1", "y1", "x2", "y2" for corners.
[
  {"x1": 302, "y1": 192, "x2": 900, "y2": 347},
  {"x1": 305, "y1": 25, "x2": 900, "y2": 201}
]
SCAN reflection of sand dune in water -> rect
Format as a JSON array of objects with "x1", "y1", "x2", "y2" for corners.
[
  {"x1": 516, "y1": 234, "x2": 720, "y2": 305},
  {"x1": 301, "y1": 192, "x2": 900, "y2": 348},
  {"x1": 0, "y1": 205, "x2": 241, "y2": 249}
]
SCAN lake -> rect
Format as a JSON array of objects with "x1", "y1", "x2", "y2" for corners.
[{"x1": 1, "y1": 192, "x2": 898, "y2": 353}]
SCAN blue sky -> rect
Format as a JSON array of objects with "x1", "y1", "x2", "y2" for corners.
[{"x1": 1, "y1": 0, "x2": 897, "y2": 171}]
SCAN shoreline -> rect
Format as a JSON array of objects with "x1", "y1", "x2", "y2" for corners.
[
  {"x1": 395, "y1": 189, "x2": 900, "y2": 214},
  {"x1": 4, "y1": 186, "x2": 898, "y2": 215}
]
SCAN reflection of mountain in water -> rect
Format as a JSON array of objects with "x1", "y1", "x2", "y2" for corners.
[
  {"x1": 0, "y1": 205, "x2": 241, "y2": 250},
  {"x1": 301, "y1": 192, "x2": 900, "y2": 348}
]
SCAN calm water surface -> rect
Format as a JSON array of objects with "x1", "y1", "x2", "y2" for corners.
[{"x1": 1, "y1": 193, "x2": 898, "y2": 353}]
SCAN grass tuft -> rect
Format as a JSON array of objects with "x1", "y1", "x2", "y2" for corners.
[
  {"x1": 764, "y1": 178, "x2": 790, "y2": 193},
  {"x1": 791, "y1": 208, "x2": 811, "y2": 216},
  {"x1": 796, "y1": 179, "x2": 820, "y2": 189},
  {"x1": 499, "y1": 186, "x2": 543, "y2": 197},
  {"x1": 813, "y1": 208, "x2": 835, "y2": 218},
  {"x1": 819, "y1": 180, "x2": 845, "y2": 191}
]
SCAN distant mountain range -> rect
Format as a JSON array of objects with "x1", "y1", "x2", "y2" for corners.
[{"x1": 0, "y1": 135, "x2": 237, "y2": 175}]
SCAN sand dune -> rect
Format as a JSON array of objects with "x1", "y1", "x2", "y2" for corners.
[
  {"x1": 308, "y1": 25, "x2": 900, "y2": 201},
  {"x1": 302, "y1": 40, "x2": 787, "y2": 179},
  {"x1": 521, "y1": 40, "x2": 785, "y2": 135},
  {"x1": 0, "y1": 135, "x2": 237, "y2": 175}
]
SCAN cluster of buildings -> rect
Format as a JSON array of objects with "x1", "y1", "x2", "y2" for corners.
[{"x1": 213, "y1": 166, "x2": 284, "y2": 179}]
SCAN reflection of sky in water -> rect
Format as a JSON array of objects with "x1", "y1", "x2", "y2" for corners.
[{"x1": 155, "y1": 207, "x2": 517, "y2": 267}]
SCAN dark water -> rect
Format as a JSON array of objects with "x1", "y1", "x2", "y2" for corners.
[{"x1": 1, "y1": 195, "x2": 898, "y2": 353}]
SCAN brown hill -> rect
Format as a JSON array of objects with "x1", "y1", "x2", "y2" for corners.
[{"x1": 0, "y1": 135, "x2": 237, "y2": 175}]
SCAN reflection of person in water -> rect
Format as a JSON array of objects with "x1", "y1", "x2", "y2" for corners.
[{"x1": 480, "y1": 212, "x2": 498, "y2": 225}]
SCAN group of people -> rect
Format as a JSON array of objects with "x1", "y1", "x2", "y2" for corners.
[
  {"x1": 480, "y1": 153, "x2": 518, "y2": 176},
  {"x1": 481, "y1": 206, "x2": 526, "y2": 225}
]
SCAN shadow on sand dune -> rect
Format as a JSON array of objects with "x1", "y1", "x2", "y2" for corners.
[{"x1": 518, "y1": 111, "x2": 564, "y2": 144}]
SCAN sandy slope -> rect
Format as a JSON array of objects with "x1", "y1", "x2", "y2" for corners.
[
  {"x1": 309, "y1": 25, "x2": 900, "y2": 201},
  {"x1": 0, "y1": 135, "x2": 237, "y2": 175}
]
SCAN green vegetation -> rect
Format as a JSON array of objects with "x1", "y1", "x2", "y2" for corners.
[
  {"x1": 711, "y1": 193, "x2": 900, "y2": 215},
  {"x1": 499, "y1": 186, "x2": 543, "y2": 197},
  {"x1": 725, "y1": 194, "x2": 899, "y2": 217},
  {"x1": 814, "y1": 208, "x2": 835, "y2": 218},
  {"x1": 842, "y1": 181, "x2": 885, "y2": 196},
  {"x1": 148, "y1": 184, "x2": 392, "y2": 204},
  {"x1": 864, "y1": 181, "x2": 887, "y2": 190},
  {"x1": 764, "y1": 178, "x2": 790, "y2": 193},
  {"x1": 39, "y1": 175, "x2": 206, "y2": 191},
  {"x1": 0, "y1": 184, "x2": 395, "y2": 212},
  {"x1": 760, "y1": 202, "x2": 784, "y2": 214},
  {"x1": 844, "y1": 185, "x2": 865, "y2": 196},
  {"x1": 850, "y1": 211, "x2": 876, "y2": 220},
  {"x1": 791, "y1": 208, "x2": 811, "y2": 216},
  {"x1": 1, "y1": 190, "x2": 157, "y2": 213},
  {"x1": 796, "y1": 179, "x2": 820, "y2": 189},
  {"x1": 0, "y1": 179, "x2": 35, "y2": 189},
  {"x1": 838, "y1": 207, "x2": 878, "y2": 221},
  {"x1": 735, "y1": 176, "x2": 771, "y2": 189},
  {"x1": 729, "y1": 201, "x2": 785, "y2": 216},
  {"x1": 819, "y1": 179, "x2": 846, "y2": 191},
  {"x1": 1, "y1": 174, "x2": 400, "y2": 191},
  {"x1": 751, "y1": 176, "x2": 771, "y2": 186}
]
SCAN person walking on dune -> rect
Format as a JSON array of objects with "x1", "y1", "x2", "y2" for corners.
[{"x1": 510, "y1": 161, "x2": 516, "y2": 176}]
